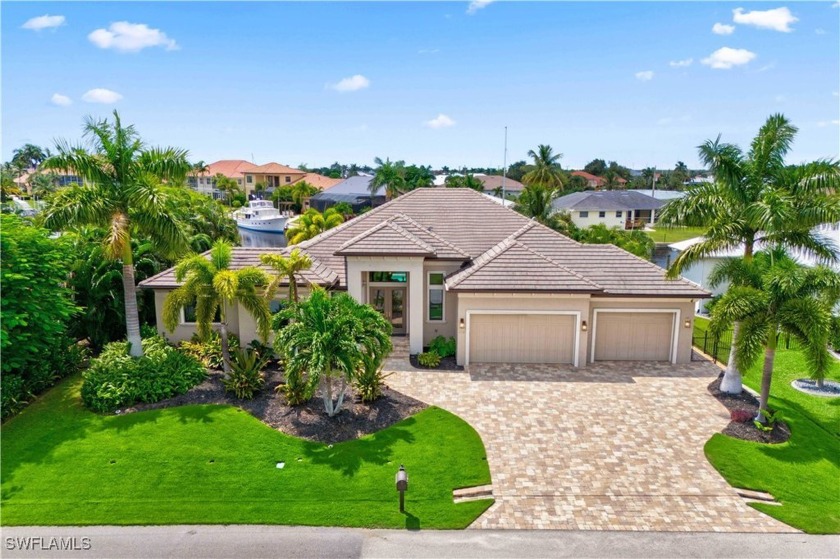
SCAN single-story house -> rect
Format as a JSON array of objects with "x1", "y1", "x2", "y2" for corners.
[
  {"x1": 553, "y1": 190, "x2": 665, "y2": 230},
  {"x1": 476, "y1": 175, "x2": 525, "y2": 196},
  {"x1": 308, "y1": 176, "x2": 385, "y2": 213},
  {"x1": 571, "y1": 171, "x2": 627, "y2": 189},
  {"x1": 141, "y1": 188, "x2": 708, "y2": 366}
]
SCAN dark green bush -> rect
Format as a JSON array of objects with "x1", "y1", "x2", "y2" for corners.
[
  {"x1": 179, "y1": 332, "x2": 240, "y2": 369},
  {"x1": 418, "y1": 351, "x2": 442, "y2": 368},
  {"x1": 278, "y1": 366, "x2": 316, "y2": 406},
  {"x1": 81, "y1": 336, "x2": 206, "y2": 413},
  {"x1": 222, "y1": 349, "x2": 267, "y2": 399},
  {"x1": 355, "y1": 353, "x2": 391, "y2": 403},
  {"x1": 429, "y1": 335, "x2": 456, "y2": 358}
]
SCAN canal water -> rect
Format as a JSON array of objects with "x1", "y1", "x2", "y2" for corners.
[
  {"x1": 238, "y1": 228, "x2": 287, "y2": 248},
  {"x1": 651, "y1": 244, "x2": 678, "y2": 270}
]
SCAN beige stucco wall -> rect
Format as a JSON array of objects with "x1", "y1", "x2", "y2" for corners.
[
  {"x1": 153, "y1": 289, "x2": 240, "y2": 344},
  {"x1": 567, "y1": 210, "x2": 626, "y2": 230}
]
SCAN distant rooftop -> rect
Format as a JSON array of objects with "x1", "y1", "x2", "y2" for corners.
[{"x1": 553, "y1": 190, "x2": 665, "y2": 212}]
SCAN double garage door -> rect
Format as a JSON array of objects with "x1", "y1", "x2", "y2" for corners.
[{"x1": 467, "y1": 311, "x2": 675, "y2": 365}]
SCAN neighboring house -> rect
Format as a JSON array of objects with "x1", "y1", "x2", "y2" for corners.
[
  {"x1": 308, "y1": 176, "x2": 385, "y2": 213},
  {"x1": 14, "y1": 168, "x2": 83, "y2": 193},
  {"x1": 141, "y1": 189, "x2": 707, "y2": 367},
  {"x1": 189, "y1": 160, "x2": 258, "y2": 200},
  {"x1": 631, "y1": 189, "x2": 686, "y2": 201},
  {"x1": 571, "y1": 171, "x2": 627, "y2": 190},
  {"x1": 189, "y1": 160, "x2": 339, "y2": 202},
  {"x1": 476, "y1": 175, "x2": 525, "y2": 196},
  {"x1": 552, "y1": 190, "x2": 665, "y2": 230},
  {"x1": 242, "y1": 163, "x2": 307, "y2": 196}
]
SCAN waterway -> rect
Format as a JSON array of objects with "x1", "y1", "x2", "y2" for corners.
[{"x1": 237, "y1": 228, "x2": 287, "y2": 248}]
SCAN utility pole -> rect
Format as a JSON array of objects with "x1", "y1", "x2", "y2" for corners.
[
  {"x1": 502, "y1": 126, "x2": 508, "y2": 201},
  {"x1": 651, "y1": 166, "x2": 657, "y2": 226}
]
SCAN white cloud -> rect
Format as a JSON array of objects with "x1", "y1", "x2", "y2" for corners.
[
  {"x1": 732, "y1": 7, "x2": 798, "y2": 33},
  {"x1": 82, "y1": 88, "x2": 123, "y2": 104},
  {"x1": 22, "y1": 14, "x2": 65, "y2": 31},
  {"x1": 701, "y1": 47, "x2": 757, "y2": 70},
  {"x1": 424, "y1": 114, "x2": 456, "y2": 129},
  {"x1": 88, "y1": 21, "x2": 178, "y2": 52},
  {"x1": 669, "y1": 58, "x2": 693, "y2": 68},
  {"x1": 328, "y1": 74, "x2": 370, "y2": 92},
  {"x1": 467, "y1": 1, "x2": 493, "y2": 15},
  {"x1": 712, "y1": 23, "x2": 735, "y2": 35},
  {"x1": 635, "y1": 70, "x2": 654, "y2": 81},
  {"x1": 817, "y1": 120, "x2": 840, "y2": 127},
  {"x1": 51, "y1": 93, "x2": 72, "y2": 106}
]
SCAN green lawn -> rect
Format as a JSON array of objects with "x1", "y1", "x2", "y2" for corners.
[
  {"x1": 704, "y1": 349, "x2": 840, "y2": 533},
  {"x1": 646, "y1": 226, "x2": 706, "y2": 244},
  {"x1": 1, "y1": 375, "x2": 492, "y2": 528}
]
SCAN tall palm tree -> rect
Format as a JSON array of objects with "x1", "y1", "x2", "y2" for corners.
[
  {"x1": 601, "y1": 169, "x2": 622, "y2": 191},
  {"x1": 261, "y1": 248, "x2": 313, "y2": 303},
  {"x1": 163, "y1": 240, "x2": 271, "y2": 375},
  {"x1": 660, "y1": 114, "x2": 840, "y2": 394},
  {"x1": 12, "y1": 143, "x2": 48, "y2": 170},
  {"x1": 370, "y1": 157, "x2": 406, "y2": 200},
  {"x1": 29, "y1": 172, "x2": 59, "y2": 200},
  {"x1": 285, "y1": 208, "x2": 344, "y2": 245},
  {"x1": 514, "y1": 184, "x2": 559, "y2": 225},
  {"x1": 290, "y1": 180, "x2": 317, "y2": 210},
  {"x1": 709, "y1": 251, "x2": 840, "y2": 421},
  {"x1": 42, "y1": 110, "x2": 192, "y2": 357},
  {"x1": 214, "y1": 174, "x2": 241, "y2": 206},
  {"x1": 522, "y1": 144, "x2": 564, "y2": 190},
  {"x1": 276, "y1": 288, "x2": 391, "y2": 416}
]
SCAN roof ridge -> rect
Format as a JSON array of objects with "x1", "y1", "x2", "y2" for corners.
[
  {"x1": 446, "y1": 235, "x2": 521, "y2": 288},
  {"x1": 336, "y1": 218, "x2": 436, "y2": 255},
  {"x1": 390, "y1": 213, "x2": 470, "y2": 258}
]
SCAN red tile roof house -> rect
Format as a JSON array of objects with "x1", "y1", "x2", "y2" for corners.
[
  {"x1": 571, "y1": 171, "x2": 627, "y2": 189},
  {"x1": 140, "y1": 189, "x2": 708, "y2": 367},
  {"x1": 189, "y1": 160, "x2": 340, "y2": 201}
]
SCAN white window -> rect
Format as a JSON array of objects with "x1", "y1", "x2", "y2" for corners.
[
  {"x1": 428, "y1": 272, "x2": 445, "y2": 322},
  {"x1": 598, "y1": 211, "x2": 606, "y2": 218},
  {"x1": 181, "y1": 304, "x2": 221, "y2": 324},
  {"x1": 579, "y1": 211, "x2": 589, "y2": 218},
  {"x1": 247, "y1": 175, "x2": 253, "y2": 183},
  {"x1": 616, "y1": 211, "x2": 623, "y2": 218}
]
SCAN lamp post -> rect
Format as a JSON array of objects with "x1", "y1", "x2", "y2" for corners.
[{"x1": 395, "y1": 464, "x2": 408, "y2": 512}]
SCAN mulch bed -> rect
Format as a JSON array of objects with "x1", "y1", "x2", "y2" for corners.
[
  {"x1": 409, "y1": 354, "x2": 462, "y2": 371},
  {"x1": 708, "y1": 374, "x2": 790, "y2": 444},
  {"x1": 123, "y1": 367, "x2": 428, "y2": 444}
]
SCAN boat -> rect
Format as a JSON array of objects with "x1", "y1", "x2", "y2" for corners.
[{"x1": 234, "y1": 200, "x2": 290, "y2": 233}]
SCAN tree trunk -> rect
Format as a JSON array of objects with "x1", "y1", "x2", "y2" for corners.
[
  {"x1": 324, "y1": 371, "x2": 335, "y2": 417},
  {"x1": 219, "y1": 322, "x2": 232, "y2": 376},
  {"x1": 757, "y1": 329, "x2": 777, "y2": 424},
  {"x1": 320, "y1": 376, "x2": 332, "y2": 416},
  {"x1": 816, "y1": 378, "x2": 824, "y2": 389},
  {"x1": 289, "y1": 274, "x2": 298, "y2": 303},
  {"x1": 333, "y1": 377, "x2": 347, "y2": 416},
  {"x1": 720, "y1": 322, "x2": 743, "y2": 394},
  {"x1": 121, "y1": 245, "x2": 144, "y2": 358}
]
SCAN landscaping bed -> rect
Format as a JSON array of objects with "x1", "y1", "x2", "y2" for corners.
[
  {"x1": 409, "y1": 354, "x2": 462, "y2": 371},
  {"x1": 127, "y1": 368, "x2": 427, "y2": 444},
  {"x1": 707, "y1": 375, "x2": 790, "y2": 444}
]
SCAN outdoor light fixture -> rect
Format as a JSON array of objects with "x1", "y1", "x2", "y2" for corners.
[
  {"x1": 395, "y1": 464, "x2": 408, "y2": 512},
  {"x1": 459, "y1": 318, "x2": 465, "y2": 329},
  {"x1": 684, "y1": 319, "x2": 691, "y2": 329},
  {"x1": 581, "y1": 320, "x2": 588, "y2": 332}
]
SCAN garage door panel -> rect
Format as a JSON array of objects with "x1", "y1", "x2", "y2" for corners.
[
  {"x1": 469, "y1": 314, "x2": 575, "y2": 364},
  {"x1": 594, "y1": 312, "x2": 673, "y2": 361}
]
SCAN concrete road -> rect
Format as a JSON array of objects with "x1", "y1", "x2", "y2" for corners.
[{"x1": 2, "y1": 526, "x2": 838, "y2": 559}]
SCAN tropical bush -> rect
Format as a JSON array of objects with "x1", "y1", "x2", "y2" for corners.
[
  {"x1": 355, "y1": 352, "x2": 391, "y2": 403},
  {"x1": 429, "y1": 336, "x2": 456, "y2": 358},
  {"x1": 1, "y1": 214, "x2": 85, "y2": 420},
  {"x1": 573, "y1": 224, "x2": 655, "y2": 260},
  {"x1": 179, "y1": 332, "x2": 241, "y2": 369},
  {"x1": 81, "y1": 336, "x2": 206, "y2": 413},
  {"x1": 418, "y1": 352, "x2": 442, "y2": 368},
  {"x1": 222, "y1": 349, "x2": 267, "y2": 399}
]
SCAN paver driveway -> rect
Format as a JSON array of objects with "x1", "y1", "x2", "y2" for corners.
[{"x1": 386, "y1": 350, "x2": 795, "y2": 532}]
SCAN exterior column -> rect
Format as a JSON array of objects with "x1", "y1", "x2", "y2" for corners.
[{"x1": 409, "y1": 263, "x2": 424, "y2": 355}]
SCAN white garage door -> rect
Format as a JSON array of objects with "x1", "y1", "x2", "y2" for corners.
[
  {"x1": 469, "y1": 313, "x2": 576, "y2": 364},
  {"x1": 593, "y1": 312, "x2": 674, "y2": 362}
]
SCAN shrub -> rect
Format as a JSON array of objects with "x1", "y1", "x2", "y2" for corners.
[
  {"x1": 429, "y1": 336, "x2": 456, "y2": 358},
  {"x1": 355, "y1": 353, "x2": 391, "y2": 403},
  {"x1": 730, "y1": 409, "x2": 753, "y2": 423},
  {"x1": 81, "y1": 336, "x2": 206, "y2": 413},
  {"x1": 278, "y1": 366, "x2": 316, "y2": 406},
  {"x1": 418, "y1": 351, "x2": 441, "y2": 368},
  {"x1": 179, "y1": 332, "x2": 240, "y2": 369},
  {"x1": 247, "y1": 339, "x2": 275, "y2": 361},
  {"x1": 222, "y1": 349, "x2": 267, "y2": 399}
]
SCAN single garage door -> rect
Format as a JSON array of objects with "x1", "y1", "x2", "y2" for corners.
[
  {"x1": 469, "y1": 313, "x2": 576, "y2": 364},
  {"x1": 593, "y1": 311, "x2": 674, "y2": 361}
]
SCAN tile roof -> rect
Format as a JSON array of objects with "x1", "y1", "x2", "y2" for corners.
[
  {"x1": 138, "y1": 248, "x2": 338, "y2": 290},
  {"x1": 298, "y1": 173, "x2": 342, "y2": 191},
  {"x1": 336, "y1": 220, "x2": 436, "y2": 257},
  {"x1": 247, "y1": 163, "x2": 305, "y2": 175},
  {"x1": 477, "y1": 175, "x2": 526, "y2": 192},
  {"x1": 553, "y1": 190, "x2": 664, "y2": 212},
  {"x1": 316, "y1": 175, "x2": 383, "y2": 196},
  {"x1": 571, "y1": 171, "x2": 627, "y2": 185},
  {"x1": 204, "y1": 160, "x2": 259, "y2": 179}
]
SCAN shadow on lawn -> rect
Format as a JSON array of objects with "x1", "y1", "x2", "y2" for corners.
[
  {"x1": 303, "y1": 417, "x2": 416, "y2": 477},
  {"x1": 755, "y1": 396, "x2": 840, "y2": 469}
]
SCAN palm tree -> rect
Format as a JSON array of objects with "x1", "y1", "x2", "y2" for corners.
[
  {"x1": 514, "y1": 184, "x2": 559, "y2": 225},
  {"x1": 29, "y1": 172, "x2": 59, "y2": 200},
  {"x1": 191, "y1": 160, "x2": 209, "y2": 179},
  {"x1": 709, "y1": 251, "x2": 840, "y2": 421},
  {"x1": 163, "y1": 240, "x2": 271, "y2": 375},
  {"x1": 276, "y1": 288, "x2": 391, "y2": 416},
  {"x1": 290, "y1": 180, "x2": 317, "y2": 211},
  {"x1": 444, "y1": 171, "x2": 484, "y2": 191},
  {"x1": 522, "y1": 144, "x2": 564, "y2": 190},
  {"x1": 602, "y1": 170, "x2": 622, "y2": 191},
  {"x1": 214, "y1": 174, "x2": 241, "y2": 205},
  {"x1": 370, "y1": 157, "x2": 406, "y2": 201},
  {"x1": 42, "y1": 110, "x2": 191, "y2": 357},
  {"x1": 261, "y1": 248, "x2": 313, "y2": 303},
  {"x1": 285, "y1": 208, "x2": 344, "y2": 245},
  {"x1": 11, "y1": 143, "x2": 48, "y2": 170},
  {"x1": 660, "y1": 114, "x2": 840, "y2": 394}
]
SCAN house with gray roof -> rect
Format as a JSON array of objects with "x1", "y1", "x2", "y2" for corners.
[
  {"x1": 141, "y1": 188, "x2": 707, "y2": 367},
  {"x1": 308, "y1": 176, "x2": 384, "y2": 213},
  {"x1": 553, "y1": 190, "x2": 665, "y2": 230}
]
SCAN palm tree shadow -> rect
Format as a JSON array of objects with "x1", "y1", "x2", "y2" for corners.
[{"x1": 302, "y1": 418, "x2": 416, "y2": 477}]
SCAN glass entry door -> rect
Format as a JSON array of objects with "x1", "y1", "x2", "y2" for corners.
[{"x1": 369, "y1": 287, "x2": 406, "y2": 334}]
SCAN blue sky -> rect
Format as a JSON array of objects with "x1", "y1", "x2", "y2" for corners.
[{"x1": 3, "y1": 1, "x2": 838, "y2": 170}]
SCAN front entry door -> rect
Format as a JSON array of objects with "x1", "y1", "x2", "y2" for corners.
[{"x1": 369, "y1": 287, "x2": 406, "y2": 334}]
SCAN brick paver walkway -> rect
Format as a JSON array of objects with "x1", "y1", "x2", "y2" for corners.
[{"x1": 386, "y1": 347, "x2": 794, "y2": 532}]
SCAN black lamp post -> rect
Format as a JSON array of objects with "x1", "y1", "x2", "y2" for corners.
[{"x1": 395, "y1": 464, "x2": 408, "y2": 512}]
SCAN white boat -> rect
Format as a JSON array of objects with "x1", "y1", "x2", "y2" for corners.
[{"x1": 234, "y1": 200, "x2": 290, "y2": 233}]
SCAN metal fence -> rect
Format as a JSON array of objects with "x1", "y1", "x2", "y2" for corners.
[{"x1": 693, "y1": 327, "x2": 801, "y2": 364}]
